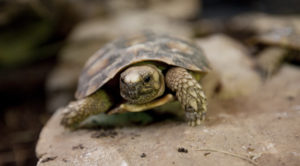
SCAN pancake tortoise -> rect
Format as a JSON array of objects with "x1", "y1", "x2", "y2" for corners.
[{"x1": 61, "y1": 33, "x2": 211, "y2": 129}]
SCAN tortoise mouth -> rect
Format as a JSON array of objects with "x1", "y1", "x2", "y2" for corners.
[
  {"x1": 123, "y1": 85, "x2": 140, "y2": 100},
  {"x1": 120, "y1": 82, "x2": 158, "y2": 104}
]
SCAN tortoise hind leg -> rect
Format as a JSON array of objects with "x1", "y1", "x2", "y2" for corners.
[
  {"x1": 61, "y1": 90, "x2": 113, "y2": 129},
  {"x1": 165, "y1": 67, "x2": 207, "y2": 126}
]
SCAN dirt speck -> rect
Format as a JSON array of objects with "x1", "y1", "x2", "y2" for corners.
[
  {"x1": 177, "y1": 147, "x2": 188, "y2": 153},
  {"x1": 286, "y1": 96, "x2": 294, "y2": 101},
  {"x1": 41, "y1": 156, "x2": 57, "y2": 163},
  {"x1": 131, "y1": 133, "x2": 141, "y2": 137},
  {"x1": 204, "y1": 152, "x2": 211, "y2": 156},
  {"x1": 72, "y1": 144, "x2": 84, "y2": 150},
  {"x1": 247, "y1": 147, "x2": 255, "y2": 152},
  {"x1": 91, "y1": 130, "x2": 118, "y2": 138},
  {"x1": 140, "y1": 153, "x2": 146, "y2": 158}
]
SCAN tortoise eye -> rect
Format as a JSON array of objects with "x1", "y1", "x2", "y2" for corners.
[{"x1": 144, "y1": 75, "x2": 151, "y2": 83}]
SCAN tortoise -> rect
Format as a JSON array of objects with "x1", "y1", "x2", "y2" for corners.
[
  {"x1": 226, "y1": 13, "x2": 300, "y2": 77},
  {"x1": 61, "y1": 33, "x2": 211, "y2": 129},
  {"x1": 250, "y1": 26, "x2": 300, "y2": 77}
]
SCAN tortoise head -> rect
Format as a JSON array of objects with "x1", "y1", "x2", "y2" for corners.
[{"x1": 120, "y1": 64, "x2": 165, "y2": 104}]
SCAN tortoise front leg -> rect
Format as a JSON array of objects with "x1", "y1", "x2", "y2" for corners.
[
  {"x1": 61, "y1": 90, "x2": 112, "y2": 129},
  {"x1": 165, "y1": 67, "x2": 207, "y2": 126}
]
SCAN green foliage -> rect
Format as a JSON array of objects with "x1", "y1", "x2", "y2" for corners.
[{"x1": 0, "y1": 20, "x2": 54, "y2": 68}]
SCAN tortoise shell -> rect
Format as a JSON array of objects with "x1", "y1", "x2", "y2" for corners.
[
  {"x1": 252, "y1": 27, "x2": 300, "y2": 51},
  {"x1": 75, "y1": 33, "x2": 210, "y2": 99}
]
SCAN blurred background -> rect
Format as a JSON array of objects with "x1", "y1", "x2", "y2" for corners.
[{"x1": 0, "y1": 0, "x2": 299, "y2": 165}]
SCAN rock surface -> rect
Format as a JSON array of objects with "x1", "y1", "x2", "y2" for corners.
[
  {"x1": 36, "y1": 64, "x2": 300, "y2": 166},
  {"x1": 197, "y1": 34, "x2": 262, "y2": 99},
  {"x1": 229, "y1": 13, "x2": 300, "y2": 34}
]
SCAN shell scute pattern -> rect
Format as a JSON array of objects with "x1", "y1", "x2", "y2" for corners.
[{"x1": 75, "y1": 33, "x2": 210, "y2": 99}]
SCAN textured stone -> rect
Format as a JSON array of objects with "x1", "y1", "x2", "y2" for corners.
[
  {"x1": 37, "y1": 65, "x2": 300, "y2": 166},
  {"x1": 228, "y1": 13, "x2": 300, "y2": 34},
  {"x1": 196, "y1": 34, "x2": 262, "y2": 99}
]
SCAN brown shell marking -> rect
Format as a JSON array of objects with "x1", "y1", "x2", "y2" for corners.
[{"x1": 75, "y1": 33, "x2": 211, "y2": 99}]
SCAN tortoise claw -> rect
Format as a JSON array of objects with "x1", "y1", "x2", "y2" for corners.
[{"x1": 186, "y1": 111, "x2": 206, "y2": 126}]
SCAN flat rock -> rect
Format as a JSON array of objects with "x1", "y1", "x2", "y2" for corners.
[
  {"x1": 228, "y1": 13, "x2": 300, "y2": 34},
  {"x1": 196, "y1": 34, "x2": 262, "y2": 99},
  {"x1": 36, "y1": 64, "x2": 300, "y2": 166}
]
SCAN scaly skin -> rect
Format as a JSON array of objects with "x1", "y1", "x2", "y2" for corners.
[
  {"x1": 166, "y1": 67, "x2": 207, "y2": 126},
  {"x1": 61, "y1": 90, "x2": 112, "y2": 129}
]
